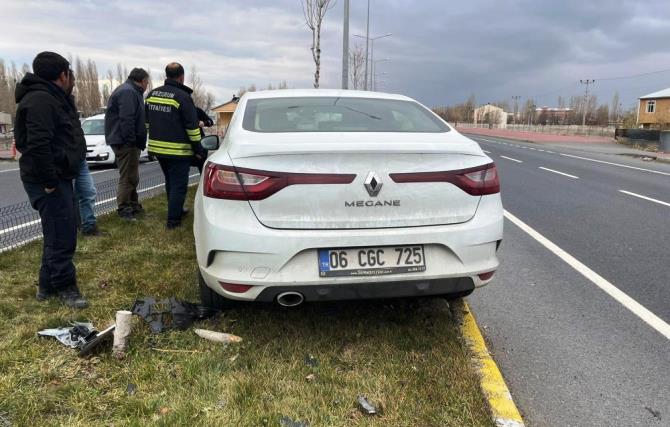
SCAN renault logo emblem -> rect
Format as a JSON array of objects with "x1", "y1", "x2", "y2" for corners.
[{"x1": 364, "y1": 171, "x2": 383, "y2": 197}]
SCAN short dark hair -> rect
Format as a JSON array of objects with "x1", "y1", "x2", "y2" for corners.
[
  {"x1": 32, "y1": 51, "x2": 70, "y2": 81},
  {"x1": 165, "y1": 62, "x2": 184, "y2": 79},
  {"x1": 128, "y1": 68, "x2": 149, "y2": 83}
]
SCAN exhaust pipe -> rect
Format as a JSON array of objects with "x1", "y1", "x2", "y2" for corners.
[{"x1": 276, "y1": 291, "x2": 304, "y2": 307}]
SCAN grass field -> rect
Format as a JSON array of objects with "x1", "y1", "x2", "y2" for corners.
[{"x1": 0, "y1": 188, "x2": 492, "y2": 426}]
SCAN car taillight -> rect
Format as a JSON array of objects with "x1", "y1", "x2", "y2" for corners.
[
  {"x1": 389, "y1": 163, "x2": 500, "y2": 196},
  {"x1": 203, "y1": 162, "x2": 356, "y2": 200}
]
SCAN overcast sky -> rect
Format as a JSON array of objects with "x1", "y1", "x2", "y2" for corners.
[{"x1": 1, "y1": 0, "x2": 669, "y2": 109}]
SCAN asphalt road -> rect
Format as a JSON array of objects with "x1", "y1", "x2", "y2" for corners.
[
  {"x1": 465, "y1": 134, "x2": 670, "y2": 426},
  {"x1": 0, "y1": 160, "x2": 165, "y2": 208}
]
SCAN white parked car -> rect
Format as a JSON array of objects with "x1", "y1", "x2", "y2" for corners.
[
  {"x1": 194, "y1": 90, "x2": 503, "y2": 308},
  {"x1": 81, "y1": 114, "x2": 152, "y2": 166}
]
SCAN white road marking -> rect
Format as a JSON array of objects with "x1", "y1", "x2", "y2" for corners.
[
  {"x1": 90, "y1": 169, "x2": 114, "y2": 175},
  {"x1": 619, "y1": 190, "x2": 670, "y2": 208},
  {"x1": 482, "y1": 150, "x2": 491, "y2": 154},
  {"x1": 528, "y1": 147, "x2": 537, "y2": 151},
  {"x1": 560, "y1": 153, "x2": 670, "y2": 176},
  {"x1": 538, "y1": 167, "x2": 579, "y2": 179},
  {"x1": 546, "y1": 151, "x2": 555, "y2": 154},
  {"x1": 504, "y1": 209, "x2": 670, "y2": 340},
  {"x1": 0, "y1": 168, "x2": 19, "y2": 173},
  {"x1": 500, "y1": 155, "x2": 523, "y2": 163}
]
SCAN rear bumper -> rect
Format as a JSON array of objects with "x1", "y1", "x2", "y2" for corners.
[
  {"x1": 194, "y1": 187, "x2": 503, "y2": 302},
  {"x1": 256, "y1": 277, "x2": 474, "y2": 302}
]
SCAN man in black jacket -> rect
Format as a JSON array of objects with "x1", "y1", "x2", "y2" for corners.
[
  {"x1": 14, "y1": 51, "x2": 88, "y2": 308},
  {"x1": 105, "y1": 68, "x2": 150, "y2": 220},
  {"x1": 146, "y1": 63, "x2": 205, "y2": 229}
]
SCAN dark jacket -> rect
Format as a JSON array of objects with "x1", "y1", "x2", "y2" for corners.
[
  {"x1": 14, "y1": 73, "x2": 85, "y2": 188},
  {"x1": 146, "y1": 79, "x2": 204, "y2": 158},
  {"x1": 105, "y1": 79, "x2": 147, "y2": 149}
]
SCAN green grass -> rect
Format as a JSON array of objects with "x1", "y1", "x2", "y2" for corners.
[{"x1": 0, "y1": 188, "x2": 492, "y2": 426}]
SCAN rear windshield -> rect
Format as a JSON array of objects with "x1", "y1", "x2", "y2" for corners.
[
  {"x1": 82, "y1": 119, "x2": 105, "y2": 135},
  {"x1": 242, "y1": 97, "x2": 450, "y2": 133}
]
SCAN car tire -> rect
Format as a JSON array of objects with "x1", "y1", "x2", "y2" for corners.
[
  {"x1": 443, "y1": 289, "x2": 473, "y2": 301},
  {"x1": 198, "y1": 270, "x2": 236, "y2": 309}
]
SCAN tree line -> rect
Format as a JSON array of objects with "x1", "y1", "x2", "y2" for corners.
[
  {"x1": 0, "y1": 56, "x2": 216, "y2": 122},
  {"x1": 434, "y1": 92, "x2": 638, "y2": 127}
]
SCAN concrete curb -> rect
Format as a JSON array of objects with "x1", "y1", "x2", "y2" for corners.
[{"x1": 452, "y1": 299, "x2": 525, "y2": 427}]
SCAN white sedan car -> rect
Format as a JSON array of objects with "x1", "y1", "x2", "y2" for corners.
[
  {"x1": 194, "y1": 90, "x2": 503, "y2": 308},
  {"x1": 81, "y1": 114, "x2": 152, "y2": 165}
]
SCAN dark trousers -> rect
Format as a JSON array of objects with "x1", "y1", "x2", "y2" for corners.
[
  {"x1": 157, "y1": 156, "x2": 191, "y2": 225},
  {"x1": 23, "y1": 179, "x2": 77, "y2": 292},
  {"x1": 112, "y1": 144, "x2": 141, "y2": 213}
]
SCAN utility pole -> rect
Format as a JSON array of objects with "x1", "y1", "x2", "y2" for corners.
[
  {"x1": 580, "y1": 79, "x2": 595, "y2": 126},
  {"x1": 364, "y1": 0, "x2": 370, "y2": 90},
  {"x1": 341, "y1": 0, "x2": 349, "y2": 89},
  {"x1": 512, "y1": 95, "x2": 520, "y2": 124}
]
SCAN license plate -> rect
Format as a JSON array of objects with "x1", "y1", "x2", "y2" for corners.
[{"x1": 318, "y1": 245, "x2": 426, "y2": 277}]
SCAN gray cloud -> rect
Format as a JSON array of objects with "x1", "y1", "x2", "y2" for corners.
[{"x1": 1, "y1": 0, "x2": 669, "y2": 109}]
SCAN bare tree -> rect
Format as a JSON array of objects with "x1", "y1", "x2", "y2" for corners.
[
  {"x1": 302, "y1": 0, "x2": 336, "y2": 88},
  {"x1": 188, "y1": 65, "x2": 216, "y2": 111},
  {"x1": 349, "y1": 43, "x2": 365, "y2": 89}
]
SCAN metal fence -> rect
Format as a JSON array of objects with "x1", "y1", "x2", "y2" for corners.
[
  {"x1": 0, "y1": 172, "x2": 200, "y2": 253},
  {"x1": 457, "y1": 123, "x2": 616, "y2": 138}
]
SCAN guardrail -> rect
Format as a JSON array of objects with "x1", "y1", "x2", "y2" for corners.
[{"x1": 0, "y1": 172, "x2": 200, "y2": 253}]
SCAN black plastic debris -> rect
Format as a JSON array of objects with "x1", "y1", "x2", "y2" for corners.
[
  {"x1": 131, "y1": 297, "x2": 220, "y2": 333},
  {"x1": 357, "y1": 395, "x2": 378, "y2": 415},
  {"x1": 126, "y1": 383, "x2": 137, "y2": 396},
  {"x1": 38, "y1": 322, "x2": 115, "y2": 357},
  {"x1": 304, "y1": 355, "x2": 318, "y2": 367},
  {"x1": 279, "y1": 416, "x2": 309, "y2": 427}
]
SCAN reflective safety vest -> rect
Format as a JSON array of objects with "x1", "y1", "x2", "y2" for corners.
[{"x1": 145, "y1": 79, "x2": 203, "y2": 158}]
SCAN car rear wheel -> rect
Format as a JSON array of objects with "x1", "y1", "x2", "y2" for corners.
[{"x1": 198, "y1": 270, "x2": 236, "y2": 309}]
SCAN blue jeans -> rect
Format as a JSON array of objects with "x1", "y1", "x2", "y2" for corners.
[{"x1": 74, "y1": 159, "x2": 97, "y2": 232}]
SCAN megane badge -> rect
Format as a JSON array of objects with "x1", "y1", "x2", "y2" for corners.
[{"x1": 364, "y1": 171, "x2": 383, "y2": 197}]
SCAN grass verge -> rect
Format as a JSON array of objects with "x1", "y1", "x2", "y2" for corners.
[{"x1": 0, "y1": 188, "x2": 493, "y2": 426}]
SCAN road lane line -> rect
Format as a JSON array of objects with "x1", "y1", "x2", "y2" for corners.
[
  {"x1": 500, "y1": 155, "x2": 523, "y2": 163},
  {"x1": 482, "y1": 150, "x2": 491, "y2": 154},
  {"x1": 619, "y1": 190, "x2": 670, "y2": 208},
  {"x1": 538, "y1": 167, "x2": 579, "y2": 179},
  {"x1": 504, "y1": 209, "x2": 670, "y2": 340},
  {"x1": 560, "y1": 153, "x2": 670, "y2": 176},
  {"x1": 0, "y1": 168, "x2": 19, "y2": 173}
]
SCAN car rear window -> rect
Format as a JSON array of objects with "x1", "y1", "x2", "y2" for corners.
[
  {"x1": 242, "y1": 97, "x2": 450, "y2": 133},
  {"x1": 82, "y1": 119, "x2": 105, "y2": 135}
]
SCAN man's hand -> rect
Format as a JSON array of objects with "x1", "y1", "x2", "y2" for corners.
[
  {"x1": 198, "y1": 121, "x2": 205, "y2": 128},
  {"x1": 44, "y1": 187, "x2": 56, "y2": 194}
]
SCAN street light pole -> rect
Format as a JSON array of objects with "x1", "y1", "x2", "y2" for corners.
[
  {"x1": 364, "y1": 0, "x2": 370, "y2": 91},
  {"x1": 580, "y1": 79, "x2": 595, "y2": 126},
  {"x1": 341, "y1": 0, "x2": 349, "y2": 89}
]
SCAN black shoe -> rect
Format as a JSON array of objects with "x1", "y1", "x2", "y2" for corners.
[
  {"x1": 82, "y1": 224, "x2": 108, "y2": 237},
  {"x1": 181, "y1": 207, "x2": 190, "y2": 218},
  {"x1": 166, "y1": 220, "x2": 182, "y2": 230},
  {"x1": 132, "y1": 205, "x2": 145, "y2": 215},
  {"x1": 36, "y1": 285, "x2": 56, "y2": 301},
  {"x1": 58, "y1": 287, "x2": 89, "y2": 309},
  {"x1": 118, "y1": 209, "x2": 137, "y2": 222}
]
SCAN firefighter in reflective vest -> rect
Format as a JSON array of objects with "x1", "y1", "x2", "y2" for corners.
[{"x1": 146, "y1": 62, "x2": 205, "y2": 229}]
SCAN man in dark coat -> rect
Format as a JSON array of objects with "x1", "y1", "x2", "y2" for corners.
[
  {"x1": 14, "y1": 51, "x2": 88, "y2": 308},
  {"x1": 105, "y1": 68, "x2": 150, "y2": 220}
]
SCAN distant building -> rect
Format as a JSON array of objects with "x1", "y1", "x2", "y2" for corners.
[
  {"x1": 637, "y1": 87, "x2": 670, "y2": 129},
  {"x1": 0, "y1": 112, "x2": 11, "y2": 134},
  {"x1": 535, "y1": 107, "x2": 573, "y2": 124},
  {"x1": 473, "y1": 104, "x2": 508, "y2": 128},
  {"x1": 211, "y1": 96, "x2": 240, "y2": 135}
]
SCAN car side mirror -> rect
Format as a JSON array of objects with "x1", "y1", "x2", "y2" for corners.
[{"x1": 200, "y1": 135, "x2": 220, "y2": 150}]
